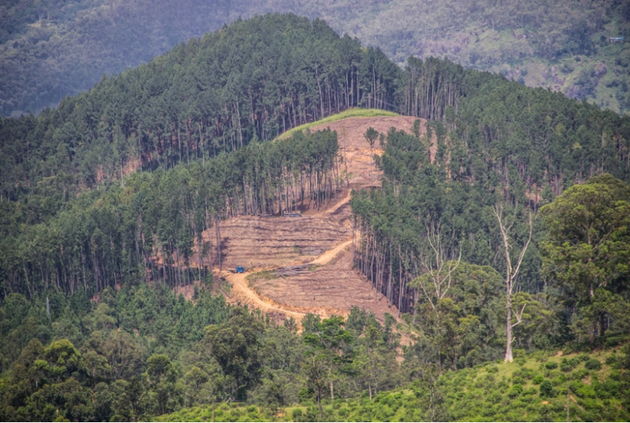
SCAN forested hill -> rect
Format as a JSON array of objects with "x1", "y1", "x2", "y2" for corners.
[
  {"x1": 1, "y1": 0, "x2": 629, "y2": 118},
  {"x1": 0, "y1": 13, "x2": 398, "y2": 202},
  {"x1": 2, "y1": 14, "x2": 630, "y2": 304},
  {"x1": 2, "y1": 14, "x2": 630, "y2": 421}
]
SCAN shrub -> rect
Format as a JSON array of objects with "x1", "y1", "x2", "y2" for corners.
[
  {"x1": 483, "y1": 374, "x2": 496, "y2": 384},
  {"x1": 575, "y1": 384, "x2": 597, "y2": 399},
  {"x1": 486, "y1": 365, "x2": 499, "y2": 373},
  {"x1": 530, "y1": 350, "x2": 552, "y2": 363},
  {"x1": 540, "y1": 380, "x2": 555, "y2": 398},
  {"x1": 605, "y1": 336, "x2": 627, "y2": 348},
  {"x1": 605, "y1": 354, "x2": 618, "y2": 366},
  {"x1": 551, "y1": 375, "x2": 567, "y2": 386},
  {"x1": 585, "y1": 359, "x2": 602, "y2": 370},
  {"x1": 577, "y1": 354, "x2": 590, "y2": 363},
  {"x1": 561, "y1": 357, "x2": 579, "y2": 372},
  {"x1": 490, "y1": 392, "x2": 502, "y2": 404},
  {"x1": 533, "y1": 375, "x2": 544, "y2": 385},
  {"x1": 512, "y1": 376, "x2": 525, "y2": 385},
  {"x1": 509, "y1": 384, "x2": 523, "y2": 398},
  {"x1": 545, "y1": 361, "x2": 558, "y2": 370},
  {"x1": 596, "y1": 379, "x2": 622, "y2": 399},
  {"x1": 571, "y1": 368, "x2": 590, "y2": 381},
  {"x1": 523, "y1": 387, "x2": 538, "y2": 396},
  {"x1": 519, "y1": 367, "x2": 538, "y2": 380}
]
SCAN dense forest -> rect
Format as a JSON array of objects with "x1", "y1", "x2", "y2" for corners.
[
  {"x1": 0, "y1": 13, "x2": 397, "y2": 202},
  {"x1": 1, "y1": 13, "x2": 630, "y2": 422},
  {"x1": 1, "y1": 0, "x2": 629, "y2": 117}
]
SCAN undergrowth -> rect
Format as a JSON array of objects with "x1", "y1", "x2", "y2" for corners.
[{"x1": 158, "y1": 345, "x2": 630, "y2": 421}]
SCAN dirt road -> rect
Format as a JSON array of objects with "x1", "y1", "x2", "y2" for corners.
[{"x1": 223, "y1": 238, "x2": 353, "y2": 323}]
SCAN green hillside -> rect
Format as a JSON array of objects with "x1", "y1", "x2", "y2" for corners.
[
  {"x1": 1, "y1": 0, "x2": 629, "y2": 117},
  {"x1": 157, "y1": 346, "x2": 630, "y2": 422},
  {"x1": 1, "y1": 13, "x2": 630, "y2": 423}
]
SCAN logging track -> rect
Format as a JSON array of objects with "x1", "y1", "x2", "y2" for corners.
[{"x1": 213, "y1": 115, "x2": 425, "y2": 326}]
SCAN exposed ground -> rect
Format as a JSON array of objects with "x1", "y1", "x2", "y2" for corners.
[{"x1": 199, "y1": 113, "x2": 425, "y2": 325}]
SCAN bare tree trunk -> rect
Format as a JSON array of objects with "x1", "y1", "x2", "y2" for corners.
[
  {"x1": 215, "y1": 216, "x2": 222, "y2": 271},
  {"x1": 493, "y1": 205, "x2": 532, "y2": 363}
]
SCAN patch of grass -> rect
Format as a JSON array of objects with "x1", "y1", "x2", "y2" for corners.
[
  {"x1": 246, "y1": 270, "x2": 275, "y2": 283},
  {"x1": 274, "y1": 108, "x2": 399, "y2": 141}
]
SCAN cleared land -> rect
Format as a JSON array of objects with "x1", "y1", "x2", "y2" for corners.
[{"x1": 202, "y1": 112, "x2": 425, "y2": 324}]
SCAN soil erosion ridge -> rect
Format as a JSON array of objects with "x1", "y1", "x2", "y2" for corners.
[{"x1": 206, "y1": 115, "x2": 424, "y2": 325}]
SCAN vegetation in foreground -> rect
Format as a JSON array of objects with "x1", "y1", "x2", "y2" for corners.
[{"x1": 158, "y1": 346, "x2": 630, "y2": 422}]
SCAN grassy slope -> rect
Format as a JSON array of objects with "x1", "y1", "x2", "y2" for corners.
[
  {"x1": 158, "y1": 345, "x2": 629, "y2": 422},
  {"x1": 273, "y1": 108, "x2": 399, "y2": 141}
]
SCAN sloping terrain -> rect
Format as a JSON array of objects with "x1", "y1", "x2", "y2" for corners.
[
  {"x1": 207, "y1": 115, "x2": 424, "y2": 323},
  {"x1": 159, "y1": 345, "x2": 630, "y2": 422},
  {"x1": 206, "y1": 215, "x2": 350, "y2": 269},
  {"x1": 3, "y1": 1, "x2": 628, "y2": 117}
]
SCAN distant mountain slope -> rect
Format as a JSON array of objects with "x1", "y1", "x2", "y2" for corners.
[
  {"x1": 1, "y1": 0, "x2": 629, "y2": 117},
  {"x1": 307, "y1": 0, "x2": 630, "y2": 112}
]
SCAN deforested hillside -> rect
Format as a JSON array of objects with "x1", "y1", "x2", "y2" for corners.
[{"x1": 2, "y1": 15, "x2": 630, "y2": 307}]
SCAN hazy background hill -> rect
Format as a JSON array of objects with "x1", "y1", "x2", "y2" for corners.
[{"x1": 1, "y1": 0, "x2": 629, "y2": 117}]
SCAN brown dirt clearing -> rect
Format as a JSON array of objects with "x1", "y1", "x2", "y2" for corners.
[{"x1": 194, "y1": 115, "x2": 428, "y2": 330}]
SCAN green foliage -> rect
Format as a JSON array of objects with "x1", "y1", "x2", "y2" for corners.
[
  {"x1": 152, "y1": 348, "x2": 620, "y2": 422},
  {"x1": 2, "y1": 0, "x2": 629, "y2": 118},
  {"x1": 560, "y1": 357, "x2": 579, "y2": 372},
  {"x1": 585, "y1": 358, "x2": 602, "y2": 371},
  {"x1": 0, "y1": 14, "x2": 398, "y2": 205},
  {"x1": 0, "y1": 127, "x2": 340, "y2": 299},
  {"x1": 545, "y1": 361, "x2": 558, "y2": 370},
  {"x1": 539, "y1": 379, "x2": 555, "y2": 397},
  {"x1": 541, "y1": 174, "x2": 630, "y2": 344},
  {"x1": 204, "y1": 308, "x2": 264, "y2": 401},
  {"x1": 364, "y1": 127, "x2": 379, "y2": 150}
]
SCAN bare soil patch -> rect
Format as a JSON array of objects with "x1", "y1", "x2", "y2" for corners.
[
  {"x1": 309, "y1": 115, "x2": 432, "y2": 188},
  {"x1": 199, "y1": 115, "x2": 426, "y2": 325},
  {"x1": 250, "y1": 243, "x2": 395, "y2": 322}
]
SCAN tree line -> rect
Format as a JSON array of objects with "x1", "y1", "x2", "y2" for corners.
[
  {"x1": 0, "y1": 284, "x2": 405, "y2": 421},
  {"x1": 351, "y1": 120, "x2": 630, "y2": 365},
  {"x1": 0, "y1": 128, "x2": 341, "y2": 299},
  {"x1": 0, "y1": 13, "x2": 398, "y2": 203}
]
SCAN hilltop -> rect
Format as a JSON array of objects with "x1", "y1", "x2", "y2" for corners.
[{"x1": 1, "y1": 1, "x2": 629, "y2": 117}]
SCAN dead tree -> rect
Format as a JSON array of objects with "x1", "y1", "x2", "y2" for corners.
[
  {"x1": 492, "y1": 204, "x2": 532, "y2": 363},
  {"x1": 414, "y1": 220, "x2": 462, "y2": 310}
]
